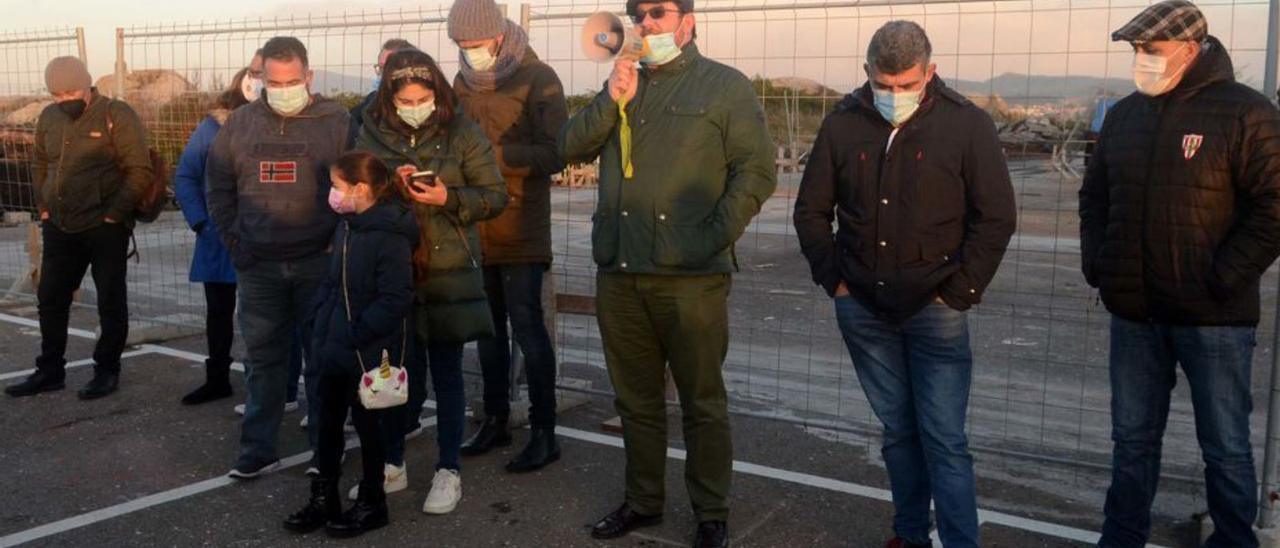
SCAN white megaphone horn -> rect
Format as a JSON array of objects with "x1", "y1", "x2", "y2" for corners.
[{"x1": 580, "y1": 11, "x2": 650, "y2": 62}]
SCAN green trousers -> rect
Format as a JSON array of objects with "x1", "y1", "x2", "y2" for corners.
[{"x1": 596, "y1": 271, "x2": 733, "y2": 522}]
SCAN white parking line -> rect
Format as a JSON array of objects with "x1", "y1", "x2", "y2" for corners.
[
  {"x1": 0, "y1": 312, "x2": 95, "y2": 339},
  {"x1": 0, "y1": 348, "x2": 154, "y2": 382},
  {"x1": 552, "y1": 426, "x2": 1153, "y2": 548},
  {"x1": 0, "y1": 416, "x2": 438, "y2": 548},
  {"x1": 0, "y1": 313, "x2": 1147, "y2": 547}
]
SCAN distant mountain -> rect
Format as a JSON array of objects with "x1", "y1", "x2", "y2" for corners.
[
  {"x1": 949, "y1": 73, "x2": 1132, "y2": 104},
  {"x1": 312, "y1": 70, "x2": 375, "y2": 95}
]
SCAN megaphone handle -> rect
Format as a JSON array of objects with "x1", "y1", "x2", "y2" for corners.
[{"x1": 618, "y1": 98, "x2": 634, "y2": 179}]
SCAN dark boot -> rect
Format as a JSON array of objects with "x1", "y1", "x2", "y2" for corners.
[
  {"x1": 591, "y1": 503, "x2": 663, "y2": 539},
  {"x1": 77, "y1": 371, "x2": 119, "y2": 400},
  {"x1": 181, "y1": 359, "x2": 233, "y2": 405},
  {"x1": 460, "y1": 415, "x2": 511, "y2": 456},
  {"x1": 325, "y1": 482, "x2": 388, "y2": 538},
  {"x1": 283, "y1": 478, "x2": 341, "y2": 533},
  {"x1": 694, "y1": 520, "x2": 729, "y2": 548},
  {"x1": 5, "y1": 370, "x2": 65, "y2": 398},
  {"x1": 506, "y1": 427, "x2": 560, "y2": 473}
]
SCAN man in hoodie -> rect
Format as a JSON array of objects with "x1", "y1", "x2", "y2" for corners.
[
  {"x1": 4, "y1": 57, "x2": 152, "y2": 401},
  {"x1": 793, "y1": 21, "x2": 1015, "y2": 548},
  {"x1": 448, "y1": 0, "x2": 569, "y2": 474},
  {"x1": 207, "y1": 36, "x2": 351, "y2": 480},
  {"x1": 1080, "y1": 2, "x2": 1280, "y2": 547}
]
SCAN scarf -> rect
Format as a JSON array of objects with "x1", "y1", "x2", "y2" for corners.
[{"x1": 458, "y1": 20, "x2": 528, "y2": 92}]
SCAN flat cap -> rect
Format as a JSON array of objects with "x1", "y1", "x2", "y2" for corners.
[{"x1": 1112, "y1": 0, "x2": 1207, "y2": 43}]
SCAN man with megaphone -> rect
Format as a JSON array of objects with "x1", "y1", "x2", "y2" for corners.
[{"x1": 560, "y1": 1, "x2": 776, "y2": 546}]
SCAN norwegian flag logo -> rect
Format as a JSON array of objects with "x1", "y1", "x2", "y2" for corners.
[
  {"x1": 259, "y1": 161, "x2": 297, "y2": 184},
  {"x1": 1182, "y1": 134, "x2": 1204, "y2": 160}
]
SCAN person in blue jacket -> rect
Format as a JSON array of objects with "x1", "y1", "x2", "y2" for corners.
[
  {"x1": 175, "y1": 58, "x2": 306, "y2": 409},
  {"x1": 283, "y1": 150, "x2": 418, "y2": 538}
]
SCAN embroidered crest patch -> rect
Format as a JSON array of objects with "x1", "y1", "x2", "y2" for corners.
[{"x1": 1182, "y1": 134, "x2": 1204, "y2": 160}]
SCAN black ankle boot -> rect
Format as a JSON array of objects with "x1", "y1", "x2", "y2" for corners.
[
  {"x1": 182, "y1": 360, "x2": 233, "y2": 405},
  {"x1": 4, "y1": 370, "x2": 65, "y2": 398},
  {"x1": 460, "y1": 415, "x2": 511, "y2": 456},
  {"x1": 506, "y1": 427, "x2": 560, "y2": 473},
  {"x1": 325, "y1": 483, "x2": 388, "y2": 538},
  {"x1": 283, "y1": 478, "x2": 340, "y2": 533}
]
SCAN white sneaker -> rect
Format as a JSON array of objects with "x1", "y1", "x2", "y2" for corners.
[
  {"x1": 348, "y1": 463, "x2": 408, "y2": 500},
  {"x1": 234, "y1": 400, "x2": 298, "y2": 416},
  {"x1": 422, "y1": 469, "x2": 461, "y2": 515}
]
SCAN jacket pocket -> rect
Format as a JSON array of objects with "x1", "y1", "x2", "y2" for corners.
[
  {"x1": 590, "y1": 210, "x2": 619, "y2": 266},
  {"x1": 652, "y1": 219, "x2": 727, "y2": 269}
]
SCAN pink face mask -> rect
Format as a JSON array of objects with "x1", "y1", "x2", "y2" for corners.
[{"x1": 328, "y1": 187, "x2": 356, "y2": 214}]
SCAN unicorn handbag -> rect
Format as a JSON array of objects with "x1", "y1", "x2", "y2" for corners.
[
  {"x1": 358, "y1": 349, "x2": 408, "y2": 410},
  {"x1": 341, "y1": 221, "x2": 408, "y2": 410}
]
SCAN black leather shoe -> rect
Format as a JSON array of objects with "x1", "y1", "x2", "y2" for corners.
[
  {"x1": 283, "y1": 478, "x2": 341, "y2": 533},
  {"x1": 181, "y1": 382, "x2": 232, "y2": 405},
  {"x1": 884, "y1": 538, "x2": 931, "y2": 548},
  {"x1": 325, "y1": 484, "x2": 388, "y2": 538},
  {"x1": 77, "y1": 372, "x2": 119, "y2": 400},
  {"x1": 506, "y1": 427, "x2": 560, "y2": 473},
  {"x1": 460, "y1": 415, "x2": 511, "y2": 457},
  {"x1": 5, "y1": 370, "x2": 65, "y2": 398},
  {"x1": 591, "y1": 503, "x2": 663, "y2": 540},
  {"x1": 694, "y1": 521, "x2": 729, "y2": 548}
]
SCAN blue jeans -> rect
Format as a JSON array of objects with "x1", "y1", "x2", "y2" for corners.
[
  {"x1": 477, "y1": 263, "x2": 558, "y2": 428},
  {"x1": 385, "y1": 339, "x2": 466, "y2": 471},
  {"x1": 1100, "y1": 317, "x2": 1258, "y2": 548},
  {"x1": 834, "y1": 297, "x2": 979, "y2": 548},
  {"x1": 234, "y1": 254, "x2": 327, "y2": 468}
]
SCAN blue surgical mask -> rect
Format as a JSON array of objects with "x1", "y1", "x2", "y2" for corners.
[
  {"x1": 463, "y1": 45, "x2": 497, "y2": 71},
  {"x1": 641, "y1": 28, "x2": 683, "y2": 66},
  {"x1": 397, "y1": 101, "x2": 436, "y2": 128},
  {"x1": 873, "y1": 88, "x2": 923, "y2": 127},
  {"x1": 267, "y1": 83, "x2": 310, "y2": 116}
]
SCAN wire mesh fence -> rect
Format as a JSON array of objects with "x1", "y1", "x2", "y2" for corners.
[{"x1": 0, "y1": 0, "x2": 1279, "y2": 524}]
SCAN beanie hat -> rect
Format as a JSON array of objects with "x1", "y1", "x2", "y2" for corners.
[
  {"x1": 627, "y1": 0, "x2": 694, "y2": 17},
  {"x1": 44, "y1": 56, "x2": 92, "y2": 95},
  {"x1": 448, "y1": 0, "x2": 506, "y2": 41}
]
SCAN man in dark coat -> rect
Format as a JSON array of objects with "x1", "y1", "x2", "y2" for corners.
[
  {"x1": 6, "y1": 57, "x2": 152, "y2": 401},
  {"x1": 1079, "y1": 2, "x2": 1280, "y2": 547},
  {"x1": 448, "y1": 0, "x2": 569, "y2": 474},
  {"x1": 793, "y1": 20, "x2": 1015, "y2": 548}
]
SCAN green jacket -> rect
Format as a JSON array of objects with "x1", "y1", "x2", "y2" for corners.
[
  {"x1": 559, "y1": 43, "x2": 776, "y2": 276},
  {"x1": 355, "y1": 111, "x2": 508, "y2": 344},
  {"x1": 455, "y1": 49, "x2": 568, "y2": 266},
  {"x1": 33, "y1": 90, "x2": 152, "y2": 233}
]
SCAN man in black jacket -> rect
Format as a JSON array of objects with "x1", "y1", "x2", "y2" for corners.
[
  {"x1": 793, "y1": 21, "x2": 1015, "y2": 548},
  {"x1": 5, "y1": 57, "x2": 152, "y2": 401},
  {"x1": 1079, "y1": 2, "x2": 1280, "y2": 547}
]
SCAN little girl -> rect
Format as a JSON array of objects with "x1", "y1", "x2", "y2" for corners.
[{"x1": 284, "y1": 150, "x2": 419, "y2": 538}]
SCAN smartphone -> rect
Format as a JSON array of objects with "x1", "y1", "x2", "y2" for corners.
[{"x1": 409, "y1": 170, "x2": 437, "y2": 188}]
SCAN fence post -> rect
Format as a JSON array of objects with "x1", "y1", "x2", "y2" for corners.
[
  {"x1": 1265, "y1": 0, "x2": 1279, "y2": 101},
  {"x1": 520, "y1": 3, "x2": 532, "y2": 30},
  {"x1": 1260, "y1": 276, "x2": 1280, "y2": 529},
  {"x1": 75, "y1": 27, "x2": 87, "y2": 65},
  {"x1": 113, "y1": 28, "x2": 126, "y2": 99}
]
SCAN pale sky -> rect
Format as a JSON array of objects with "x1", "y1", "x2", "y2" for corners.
[{"x1": 3, "y1": 0, "x2": 1276, "y2": 98}]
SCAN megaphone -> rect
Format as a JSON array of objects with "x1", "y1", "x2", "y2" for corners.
[{"x1": 580, "y1": 11, "x2": 649, "y2": 62}]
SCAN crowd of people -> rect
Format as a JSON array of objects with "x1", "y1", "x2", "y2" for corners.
[{"x1": 6, "y1": 0, "x2": 1280, "y2": 546}]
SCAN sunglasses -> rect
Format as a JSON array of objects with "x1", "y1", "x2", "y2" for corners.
[{"x1": 631, "y1": 6, "x2": 679, "y2": 24}]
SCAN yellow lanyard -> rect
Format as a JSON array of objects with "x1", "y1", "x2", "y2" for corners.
[{"x1": 618, "y1": 97, "x2": 634, "y2": 179}]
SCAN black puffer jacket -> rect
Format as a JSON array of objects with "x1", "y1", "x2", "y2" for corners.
[
  {"x1": 794, "y1": 77, "x2": 1016, "y2": 323},
  {"x1": 1079, "y1": 36, "x2": 1280, "y2": 326}
]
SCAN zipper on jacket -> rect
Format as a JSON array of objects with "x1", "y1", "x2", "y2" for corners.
[
  {"x1": 1139, "y1": 98, "x2": 1169, "y2": 319},
  {"x1": 52, "y1": 125, "x2": 70, "y2": 222}
]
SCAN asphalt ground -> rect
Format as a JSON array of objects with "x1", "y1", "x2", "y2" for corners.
[{"x1": 0, "y1": 301, "x2": 1205, "y2": 547}]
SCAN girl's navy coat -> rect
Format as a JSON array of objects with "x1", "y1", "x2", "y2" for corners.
[{"x1": 310, "y1": 199, "x2": 419, "y2": 376}]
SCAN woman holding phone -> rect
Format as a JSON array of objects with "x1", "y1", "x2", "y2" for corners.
[{"x1": 353, "y1": 47, "x2": 507, "y2": 515}]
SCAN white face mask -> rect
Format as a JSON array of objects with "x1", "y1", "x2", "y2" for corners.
[
  {"x1": 266, "y1": 83, "x2": 310, "y2": 116},
  {"x1": 641, "y1": 21, "x2": 685, "y2": 66},
  {"x1": 241, "y1": 76, "x2": 263, "y2": 103},
  {"x1": 463, "y1": 44, "x2": 497, "y2": 71},
  {"x1": 873, "y1": 88, "x2": 923, "y2": 127},
  {"x1": 397, "y1": 101, "x2": 436, "y2": 128},
  {"x1": 1133, "y1": 42, "x2": 1191, "y2": 97}
]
